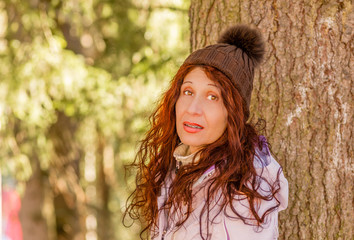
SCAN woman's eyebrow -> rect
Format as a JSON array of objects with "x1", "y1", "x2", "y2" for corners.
[
  {"x1": 182, "y1": 81, "x2": 193, "y2": 85},
  {"x1": 181, "y1": 81, "x2": 219, "y2": 89},
  {"x1": 208, "y1": 83, "x2": 221, "y2": 90}
]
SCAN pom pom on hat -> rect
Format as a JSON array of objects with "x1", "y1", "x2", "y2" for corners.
[{"x1": 218, "y1": 24, "x2": 265, "y2": 67}]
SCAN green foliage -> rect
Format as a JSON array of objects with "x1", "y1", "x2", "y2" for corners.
[{"x1": 0, "y1": 0, "x2": 189, "y2": 239}]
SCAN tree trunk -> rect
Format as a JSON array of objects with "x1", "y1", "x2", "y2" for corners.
[
  {"x1": 96, "y1": 132, "x2": 113, "y2": 240},
  {"x1": 20, "y1": 160, "x2": 49, "y2": 240},
  {"x1": 189, "y1": 1, "x2": 353, "y2": 239},
  {"x1": 48, "y1": 111, "x2": 86, "y2": 240}
]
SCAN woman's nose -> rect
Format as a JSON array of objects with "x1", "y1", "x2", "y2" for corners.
[{"x1": 186, "y1": 97, "x2": 203, "y2": 115}]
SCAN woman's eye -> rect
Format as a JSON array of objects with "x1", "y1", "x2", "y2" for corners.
[
  {"x1": 207, "y1": 94, "x2": 218, "y2": 101},
  {"x1": 183, "y1": 90, "x2": 193, "y2": 96}
]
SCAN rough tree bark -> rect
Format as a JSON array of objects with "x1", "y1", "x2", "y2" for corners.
[{"x1": 189, "y1": 1, "x2": 352, "y2": 239}]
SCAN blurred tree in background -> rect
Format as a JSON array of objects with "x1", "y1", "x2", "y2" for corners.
[{"x1": 0, "y1": 0, "x2": 189, "y2": 239}]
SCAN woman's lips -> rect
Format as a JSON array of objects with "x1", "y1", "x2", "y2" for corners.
[{"x1": 183, "y1": 121, "x2": 204, "y2": 133}]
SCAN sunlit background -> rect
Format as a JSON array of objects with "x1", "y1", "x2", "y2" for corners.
[{"x1": 0, "y1": 0, "x2": 189, "y2": 239}]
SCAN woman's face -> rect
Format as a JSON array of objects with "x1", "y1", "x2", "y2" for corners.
[{"x1": 175, "y1": 67, "x2": 228, "y2": 154}]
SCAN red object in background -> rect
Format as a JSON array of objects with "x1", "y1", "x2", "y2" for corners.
[{"x1": 2, "y1": 189, "x2": 23, "y2": 240}]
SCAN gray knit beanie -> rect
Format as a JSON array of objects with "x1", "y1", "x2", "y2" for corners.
[{"x1": 181, "y1": 24, "x2": 265, "y2": 119}]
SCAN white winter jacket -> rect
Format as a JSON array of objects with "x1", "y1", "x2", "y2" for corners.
[{"x1": 153, "y1": 142, "x2": 289, "y2": 240}]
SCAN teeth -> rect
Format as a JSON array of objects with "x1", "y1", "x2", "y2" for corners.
[{"x1": 185, "y1": 123, "x2": 202, "y2": 129}]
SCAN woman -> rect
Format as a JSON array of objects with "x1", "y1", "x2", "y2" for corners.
[{"x1": 125, "y1": 24, "x2": 288, "y2": 240}]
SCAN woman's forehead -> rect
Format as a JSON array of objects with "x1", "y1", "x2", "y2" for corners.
[{"x1": 182, "y1": 67, "x2": 219, "y2": 86}]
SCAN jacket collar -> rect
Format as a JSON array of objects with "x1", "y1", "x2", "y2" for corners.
[{"x1": 173, "y1": 143, "x2": 200, "y2": 166}]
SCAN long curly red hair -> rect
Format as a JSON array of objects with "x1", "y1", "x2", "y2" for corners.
[{"x1": 124, "y1": 64, "x2": 281, "y2": 239}]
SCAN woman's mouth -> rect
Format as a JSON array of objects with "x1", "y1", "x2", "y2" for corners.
[{"x1": 183, "y1": 121, "x2": 204, "y2": 133}]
